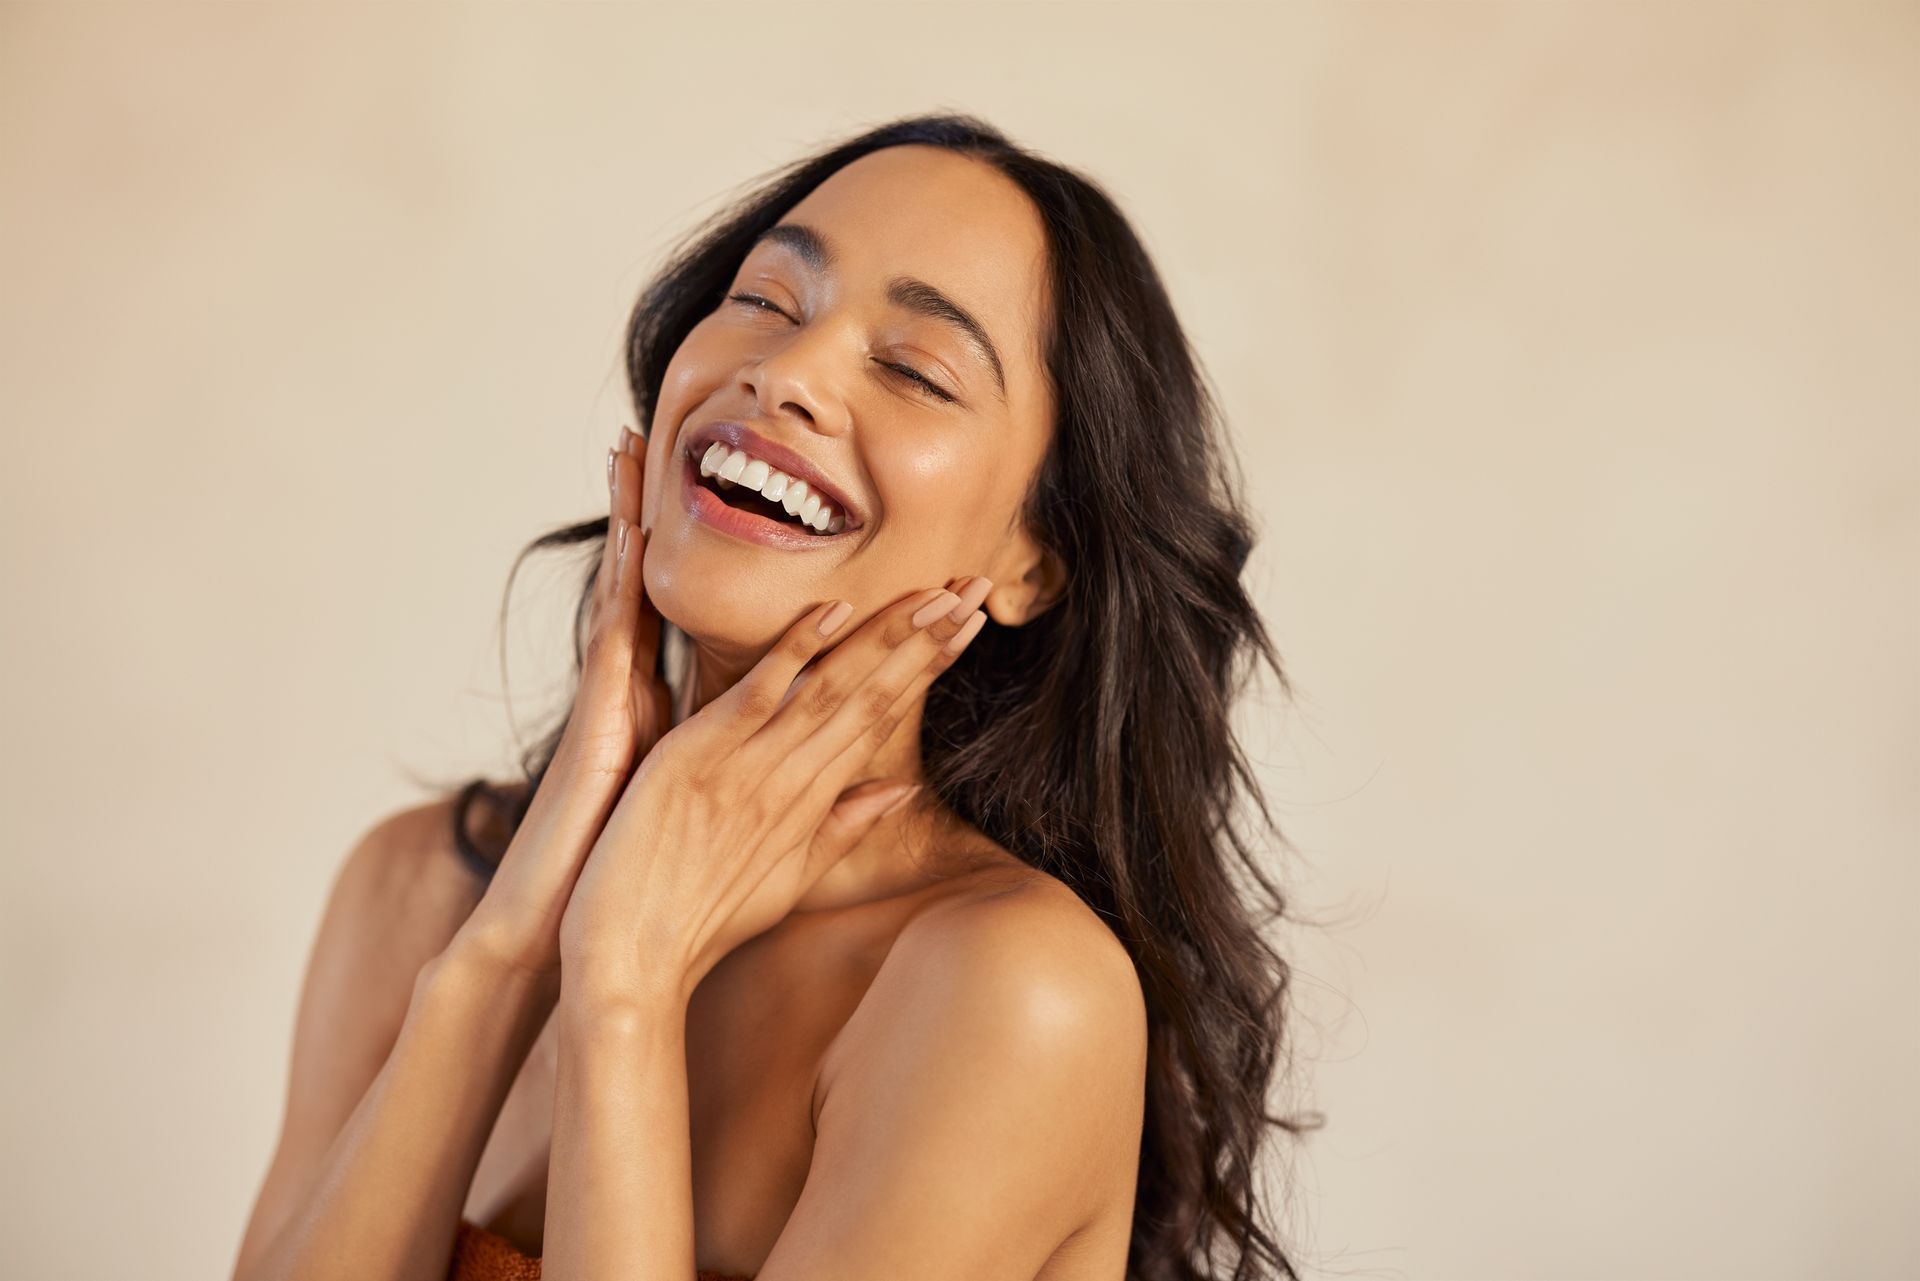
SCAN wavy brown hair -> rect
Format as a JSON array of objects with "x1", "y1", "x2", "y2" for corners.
[{"x1": 439, "y1": 111, "x2": 1324, "y2": 1280}]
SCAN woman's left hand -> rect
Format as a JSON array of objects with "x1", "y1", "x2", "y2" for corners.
[{"x1": 556, "y1": 574, "x2": 994, "y2": 1007}]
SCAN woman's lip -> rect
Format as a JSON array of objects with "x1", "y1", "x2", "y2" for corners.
[
  {"x1": 676, "y1": 448, "x2": 856, "y2": 550},
  {"x1": 680, "y1": 423, "x2": 865, "y2": 529}
]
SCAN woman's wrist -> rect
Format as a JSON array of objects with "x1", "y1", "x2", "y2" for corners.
[
  {"x1": 558, "y1": 948, "x2": 693, "y2": 1022},
  {"x1": 422, "y1": 926, "x2": 562, "y2": 1015}
]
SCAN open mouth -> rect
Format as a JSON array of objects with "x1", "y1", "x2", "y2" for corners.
[{"x1": 684, "y1": 439, "x2": 856, "y2": 539}]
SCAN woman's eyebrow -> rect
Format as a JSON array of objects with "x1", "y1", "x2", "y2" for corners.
[{"x1": 752, "y1": 222, "x2": 1008, "y2": 402}]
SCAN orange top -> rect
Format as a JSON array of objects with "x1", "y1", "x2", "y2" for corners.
[{"x1": 448, "y1": 1216, "x2": 753, "y2": 1281}]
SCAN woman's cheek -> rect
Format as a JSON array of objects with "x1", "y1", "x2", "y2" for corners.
[
  {"x1": 881, "y1": 457, "x2": 1004, "y2": 570},
  {"x1": 884, "y1": 438, "x2": 978, "y2": 515}
]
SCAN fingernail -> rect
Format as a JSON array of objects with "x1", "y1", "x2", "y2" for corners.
[
  {"x1": 817, "y1": 600, "x2": 854, "y2": 636},
  {"x1": 616, "y1": 516, "x2": 630, "y2": 559},
  {"x1": 948, "y1": 575, "x2": 993, "y2": 623},
  {"x1": 607, "y1": 446, "x2": 617, "y2": 491},
  {"x1": 911, "y1": 590, "x2": 963, "y2": 629},
  {"x1": 942, "y1": 609, "x2": 987, "y2": 656}
]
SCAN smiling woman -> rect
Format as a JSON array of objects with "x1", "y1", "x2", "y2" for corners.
[{"x1": 230, "y1": 111, "x2": 1321, "y2": 1281}]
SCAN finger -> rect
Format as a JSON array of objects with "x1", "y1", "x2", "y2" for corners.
[
  {"x1": 586, "y1": 427, "x2": 627, "y2": 634},
  {"x1": 801, "y1": 780, "x2": 921, "y2": 883},
  {"x1": 491, "y1": 499, "x2": 642, "y2": 950},
  {"x1": 469, "y1": 429, "x2": 644, "y2": 968},
  {"x1": 724, "y1": 580, "x2": 961, "y2": 766},
  {"x1": 614, "y1": 430, "x2": 664, "y2": 685},
  {"x1": 768, "y1": 573, "x2": 963, "y2": 717},
  {"x1": 579, "y1": 431, "x2": 654, "y2": 679},
  {"x1": 814, "y1": 603, "x2": 986, "y2": 793},
  {"x1": 561, "y1": 451, "x2": 647, "y2": 773},
  {"x1": 789, "y1": 581, "x2": 990, "y2": 788},
  {"x1": 697, "y1": 583, "x2": 952, "y2": 750},
  {"x1": 754, "y1": 575, "x2": 992, "y2": 783}
]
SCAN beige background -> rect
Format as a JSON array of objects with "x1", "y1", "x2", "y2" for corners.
[{"x1": 2, "y1": 3, "x2": 1914, "y2": 1279}]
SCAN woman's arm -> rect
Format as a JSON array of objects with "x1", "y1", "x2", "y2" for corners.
[
  {"x1": 543, "y1": 973, "x2": 697, "y2": 1280},
  {"x1": 233, "y1": 931, "x2": 556, "y2": 1281},
  {"x1": 536, "y1": 579, "x2": 1003, "y2": 1278},
  {"x1": 233, "y1": 424, "x2": 663, "y2": 1280},
  {"x1": 228, "y1": 802, "x2": 508, "y2": 1281}
]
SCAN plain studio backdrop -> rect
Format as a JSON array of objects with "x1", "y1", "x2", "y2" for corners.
[{"x1": 1, "y1": 4, "x2": 1914, "y2": 1279}]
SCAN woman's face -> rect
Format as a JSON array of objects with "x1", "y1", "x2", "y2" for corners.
[{"x1": 638, "y1": 145, "x2": 1061, "y2": 669}]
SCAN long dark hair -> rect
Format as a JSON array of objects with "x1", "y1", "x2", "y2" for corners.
[{"x1": 443, "y1": 111, "x2": 1324, "y2": 1280}]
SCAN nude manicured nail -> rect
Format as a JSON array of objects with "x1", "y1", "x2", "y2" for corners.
[
  {"x1": 948, "y1": 575, "x2": 992, "y2": 623},
  {"x1": 943, "y1": 609, "x2": 987, "y2": 656},
  {"x1": 912, "y1": 591, "x2": 963, "y2": 629},
  {"x1": 817, "y1": 600, "x2": 854, "y2": 636}
]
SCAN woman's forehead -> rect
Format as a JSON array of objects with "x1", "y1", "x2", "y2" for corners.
[{"x1": 758, "y1": 146, "x2": 1051, "y2": 368}]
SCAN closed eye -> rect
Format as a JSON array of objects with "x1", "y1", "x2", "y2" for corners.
[
  {"x1": 877, "y1": 359, "x2": 957, "y2": 404},
  {"x1": 728, "y1": 291, "x2": 790, "y2": 320},
  {"x1": 726, "y1": 292, "x2": 958, "y2": 405}
]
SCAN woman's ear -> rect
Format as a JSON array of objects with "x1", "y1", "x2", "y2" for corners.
[{"x1": 985, "y1": 528, "x2": 1068, "y2": 627}]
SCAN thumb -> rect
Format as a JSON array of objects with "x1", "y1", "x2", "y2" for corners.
[{"x1": 808, "y1": 780, "x2": 920, "y2": 871}]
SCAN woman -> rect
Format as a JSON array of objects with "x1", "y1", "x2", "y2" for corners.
[{"x1": 231, "y1": 112, "x2": 1319, "y2": 1281}]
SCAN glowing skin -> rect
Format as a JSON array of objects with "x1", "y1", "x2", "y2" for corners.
[
  {"x1": 641, "y1": 145, "x2": 1059, "y2": 667},
  {"x1": 635, "y1": 145, "x2": 1067, "y2": 912}
]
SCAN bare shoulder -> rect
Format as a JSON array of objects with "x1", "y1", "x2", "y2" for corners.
[
  {"x1": 918, "y1": 864, "x2": 1142, "y2": 1003},
  {"x1": 824, "y1": 856, "x2": 1149, "y2": 1112},
  {"x1": 921, "y1": 868, "x2": 1147, "y2": 1058},
  {"x1": 794, "y1": 860, "x2": 1149, "y2": 1279},
  {"x1": 288, "y1": 789, "x2": 494, "y2": 1057},
  {"x1": 333, "y1": 792, "x2": 489, "y2": 971}
]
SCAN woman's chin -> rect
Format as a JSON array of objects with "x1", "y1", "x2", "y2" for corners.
[{"x1": 645, "y1": 558, "x2": 819, "y2": 662}]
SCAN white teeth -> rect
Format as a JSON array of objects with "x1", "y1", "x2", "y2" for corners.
[{"x1": 695, "y1": 443, "x2": 851, "y2": 534}]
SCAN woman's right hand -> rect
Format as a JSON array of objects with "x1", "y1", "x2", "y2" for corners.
[{"x1": 450, "y1": 425, "x2": 672, "y2": 982}]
